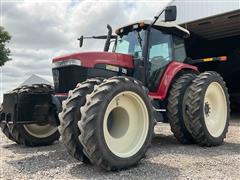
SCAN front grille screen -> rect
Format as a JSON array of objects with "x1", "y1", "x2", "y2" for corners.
[{"x1": 52, "y1": 66, "x2": 88, "y2": 93}]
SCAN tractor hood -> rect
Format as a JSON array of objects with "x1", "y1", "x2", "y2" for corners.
[{"x1": 52, "y1": 51, "x2": 134, "y2": 69}]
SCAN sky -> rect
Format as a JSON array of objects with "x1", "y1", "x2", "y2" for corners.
[{"x1": 0, "y1": 0, "x2": 171, "y2": 100}]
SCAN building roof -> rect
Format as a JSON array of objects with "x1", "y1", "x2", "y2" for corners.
[
  {"x1": 171, "y1": 0, "x2": 239, "y2": 24},
  {"x1": 180, "y1": 9, "x2": 240, "y2": 40},
  {"x1": 21, "y1": 74, "x2": 52, "y2": 86}
]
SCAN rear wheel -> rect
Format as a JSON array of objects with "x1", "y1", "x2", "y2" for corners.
[
  {"x1": 8, "y1": 84, "x2": 60, "y2": 146},
  {"x1": 185, "y1": 71, "x2": 230, "y2": 146},
  {"x1": 58, "y1": 78, "x2": 103, "y2": 162},
  {"x1": 167, "y1": 73, "x2": 197, "y2": 144},
  {"x1": 0, "y1": 105, "x2": 17, "y2": 142},
  {"x1": 0, "y1": 123, "x2": 17, "y2": 142},
  {"x1": 79, "y1": 77, "x2": 154, "y2": 171}
]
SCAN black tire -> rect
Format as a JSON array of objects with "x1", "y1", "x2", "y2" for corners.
[
  {"x1": 58, "y1": 78, "x2": 103, "y2": 162},
  {"x1": 185, "y1": 71, "x2": 230, "y2": 146},
  {"x1": 79, "y1": 76, "x2": 154, "y2": 171},
  {"x1": 167, "y1": 73, "x2": 197, "y2": 144},
  {"x1": 0, "y1": 123, "x2": 17, "y2": 142},
  {"x1": 0, "y1": 104, "x2": 17, "y2": 142},
  {"x1": 8, "y1": 84, "x2": 60, "y2": 146}
]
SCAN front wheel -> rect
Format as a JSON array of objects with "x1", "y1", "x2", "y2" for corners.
[
  {"x1": 185, "y1": 71, "x2": 230, "y2": 146},
  {"x1": 79, "y1": 77, "x2": 154, "y2": 171},
  {"x1": 58, "y1": 78, "x2": 103, "y2": 162}
]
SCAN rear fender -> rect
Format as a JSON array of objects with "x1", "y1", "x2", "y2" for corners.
[{"x1": 148, "y1": 61, "x2": 198, "y2": 100}]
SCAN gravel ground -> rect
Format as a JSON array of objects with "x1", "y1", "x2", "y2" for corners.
[{"x1": 0, "y1": 114, "x2": 239, "y2": 180}]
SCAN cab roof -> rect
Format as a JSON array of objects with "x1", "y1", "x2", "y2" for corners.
[{"x1": 115, "y1": 20, "x2": 190, "y2": 38}]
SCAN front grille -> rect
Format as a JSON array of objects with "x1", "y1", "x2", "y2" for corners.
[{"x1": 52, "y1": 65, "x2": 88, "y2": 93}]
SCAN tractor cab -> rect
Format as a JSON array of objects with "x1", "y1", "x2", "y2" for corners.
[{"x1": 113, "y1": 20, "x2": 190, "y2": 91}]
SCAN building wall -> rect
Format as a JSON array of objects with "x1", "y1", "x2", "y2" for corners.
[{"x1": 171, "y1": 0, "x2": 240, "y2": 23}]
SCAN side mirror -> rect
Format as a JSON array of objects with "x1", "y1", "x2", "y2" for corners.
[
  {"x1": 78, "y1": 35, "x2": 84, "y2": 47},
  {"x1": 165, "y1": 6, "x2": 177, "y2": 22}
]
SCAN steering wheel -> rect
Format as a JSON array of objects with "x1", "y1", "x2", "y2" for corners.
[
  {"x1": 150, "y1": 56, "x2": 165, "y2": 62},
  {"x1": 134, "y1": 51, "x2": 142, "y2": 58},
  {"x1": 149, "y1": 56, "x2": 169, "y2": 72}
]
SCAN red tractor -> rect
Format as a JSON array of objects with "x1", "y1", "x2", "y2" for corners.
[{"x1": 0, "y1": 6, "x2": 230, "y2": 171}]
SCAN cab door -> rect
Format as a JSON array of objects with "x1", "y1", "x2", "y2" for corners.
[{"x1": 147, "y1": 28, "x2": 173, "y2": 91}]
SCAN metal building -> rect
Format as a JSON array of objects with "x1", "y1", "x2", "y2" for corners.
[
  {"x1": 170, "y1": 0, "x2": 240, "y2": 40},
  {"x1": 171, "y1": 0, "x2": 239, "y2": 23}
]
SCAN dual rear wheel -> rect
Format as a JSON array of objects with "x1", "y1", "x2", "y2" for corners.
[{"x1": 167, "y1": 71, "x2": 230, "y2": 146}]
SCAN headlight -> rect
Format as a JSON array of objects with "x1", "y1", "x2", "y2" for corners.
[{"x1": 52, "y1": 59, "x2": 82, "y2": 68}]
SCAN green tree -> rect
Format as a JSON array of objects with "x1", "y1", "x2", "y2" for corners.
[{"x1": 0, "y1": 26, "x2": 11, "y2": 66}]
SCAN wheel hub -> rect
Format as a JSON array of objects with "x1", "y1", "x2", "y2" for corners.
[
  {"x1": 204, "y1": 102, "x2": 211, "y2": 117},
  {"x1": 203, "y1": 82, "x2": 227, "y2": 137},
  {"x1": 107, "y1": 107, "x2": 129, "y2": 138},
  {"x1": 103, "y1": 91, "x2": 149, "y2": 158}
]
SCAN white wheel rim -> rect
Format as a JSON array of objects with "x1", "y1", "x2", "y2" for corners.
[
  {"x1": 204, "y1": 82, "x2": 227, "y2": 137},
  {"x1": 103, "y1": 91, "x2": 149, "y2": 158},
  {"x1": 23, "y1": 124, "x2": 58, "y2": 138}
]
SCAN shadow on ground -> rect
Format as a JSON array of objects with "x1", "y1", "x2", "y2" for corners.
[
  {"x1": 151, "y1": 134, "x2": 240, "y2": 157},
  {"x1": 5, "y1": 143, "x2": 73, "y2": 173},
  {"x1": 2, "y1": 142, "x2": 58, "y2": 154},
  {"x1": 69, "y1": 161, "x2": 180, "y2": 179}
]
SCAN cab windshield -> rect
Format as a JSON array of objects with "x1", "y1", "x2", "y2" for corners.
[{"x1": 114, "y1": 30, "x2": 145, "y2": 58}]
